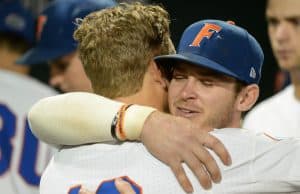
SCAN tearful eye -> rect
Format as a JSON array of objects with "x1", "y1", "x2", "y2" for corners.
[
  {"x1": 173, "y1": 75, "x2": 186, "y2": 80},
  {"x1": 202, "y1": 80, "x2": 214, "y2": 87},
  {"x1": 172, "y1": 71, "x2": 187, "y2": 80}
]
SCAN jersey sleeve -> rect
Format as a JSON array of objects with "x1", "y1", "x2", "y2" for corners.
[{"x1": 28, "y1": 92, "x2": 156, "y2": 146}]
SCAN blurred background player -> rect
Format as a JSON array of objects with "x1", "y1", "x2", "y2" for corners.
[
  {"x1": 243, "y1": 0, "x2": 300, "y2": 138},
  {"x1": 17, "y1": 0, "x2": 116, "y2": 93},
  {"x1": 0, "y1": 1, "x2": 58, "y2": 193},
  {"x1": 0, "y1": 0, "x2": 116, "y2": 193}
]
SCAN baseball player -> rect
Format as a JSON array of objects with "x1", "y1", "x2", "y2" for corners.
[
  {"x1": 31, "y1": 4, "x2": 232, "y2": 193},
  {"x1": 0, "y1": 0, "x2": 117, "y2": 193},
  {"x1": 27, "y1": 3, "x2": 232, "y2": 193},
  {"x1": 17, "y1": 0, "x2": 116, "y2": 93},
  {"x1": 243, "y1": 0, "x2": 300, "y2": 138},
  {"x1": 0, "y1": 1, "x2": 58, "y2": 193},
  {"x1": 29, "y1": 8, "x2": 300, "y2": 193}
]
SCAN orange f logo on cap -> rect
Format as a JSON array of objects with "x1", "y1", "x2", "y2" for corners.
[
  {"x1": 190, "y1": 23, "x2": 222, "y2": 47},
  {"x1": 36, "y1": 15, "x2": 47, "y2": 41}
]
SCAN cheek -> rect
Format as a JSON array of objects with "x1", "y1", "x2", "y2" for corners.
[
  {"x1": 167, "y1": 85, "x2": 178, "y2": 112},
  {"x1": 66, "y1": 62, "x2": 84, "y2": 77},
  {"x1": 207, "y1": 91, "x2": 235, "y2": 110},
  {"x1": 268, "y1": 30, "x2": 277, "y2": 47}
]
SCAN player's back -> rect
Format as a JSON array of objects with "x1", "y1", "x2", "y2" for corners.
[
  {"x1": 40, "y1": 128, "x2": 300, "y2": 194},
  {"x1": 0, "y1": 69, "x2": 57, "y2": 194}
]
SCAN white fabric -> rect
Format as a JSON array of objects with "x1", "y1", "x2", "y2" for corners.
[
  {"x1": 243, "y1": 85, "x2": 300, "y2": 138},
  {"x1": 40, "y1": 128, "x2": 300, "y2": 194},
  {"x1": 0, "y1": 70, "x2": 57, "y2": 194}
]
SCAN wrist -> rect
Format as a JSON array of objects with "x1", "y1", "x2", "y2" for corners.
[{"x1": 112, "y1": 104, "x2": 156, "y2": 141}]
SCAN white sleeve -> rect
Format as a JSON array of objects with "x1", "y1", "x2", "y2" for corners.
[{"x1": 28, "y1": 92, "x2": 156, "y2": 146}]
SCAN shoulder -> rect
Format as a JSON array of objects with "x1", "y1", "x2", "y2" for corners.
[
  {"x1": 243, "y1": 86, "x2": 293, "y2": 127},
  {"x1": 0, "y1": 69, "x2": 57, "y2": 97}
]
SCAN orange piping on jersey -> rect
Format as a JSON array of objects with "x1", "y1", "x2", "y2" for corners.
[{"x1": 263, "y1": 132, "x2": 280, "y2": 141}]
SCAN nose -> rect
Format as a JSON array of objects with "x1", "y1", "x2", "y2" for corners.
[
  {"x1": 49, "y1": 65, "x2": 65, "y2": 89},
  {"x1": 274, "y1": 22, "x2": 290, "y2": 43},
  {"x1": 49, "y1": 74, "x2": 64, "y2": 89},
  {"x1": 180, "y1": 77, "x2": 198, "y2": 100}
]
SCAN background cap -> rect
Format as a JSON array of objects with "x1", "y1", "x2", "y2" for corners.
[
  {"x1": 155, "y1": 19, "x2": 264, "y2": 84},
  {"x1": 0, "y1": 0, "x2": 35, "y2": 43},
  {"x1": 17, "y1": 0, "x2": 116, "y2": 65}
]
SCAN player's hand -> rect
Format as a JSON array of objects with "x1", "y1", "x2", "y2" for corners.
[
  {"x1": 115, "y1": 178, "x2": 136, "y2": 194},
  {"x1": 79, "y1": 188, "x2": 95, "y2": 194},
  {"x1": 78, "y1": 178, "x2": 136, "y2": 194},
  {"x1": 140, "y1": 111, "x2": 232, "y2": 193}
]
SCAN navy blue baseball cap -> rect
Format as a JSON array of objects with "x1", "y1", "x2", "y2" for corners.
[
  {"x1": 0, "y1": 0, "x2": 35, "y2": 43},
  {"x1": 17, "y1": 0, "x2": 116, "y2": 65},
  {"x1": 155, "y1": 19, "x2": 264, "y2": 84}
]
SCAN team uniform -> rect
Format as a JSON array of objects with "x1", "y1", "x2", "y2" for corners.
[
  {"x1": 0, "y1": 70, "x2": 57, "y2": 194},
  {"x1": 40, "y1": 128, "x2": 300, "y2": 194},
  {"x1": 243, "y1": 85, "x2": 300, "y2": 138}
]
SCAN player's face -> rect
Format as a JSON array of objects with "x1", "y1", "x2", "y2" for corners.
[
  {"x1": 168, "y1": 63, "x2": 239, "y2": 130},
  {"x1": 49, "y1": 52, "x2": 92, "y2": 93},
  {"x1": 267, "y1": 0, "x2": 300, "y2": 71}
]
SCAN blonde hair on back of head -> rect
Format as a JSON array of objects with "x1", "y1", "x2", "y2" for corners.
[{"x1": 74, "y1": 2, "x2": 175, "y2": 98}]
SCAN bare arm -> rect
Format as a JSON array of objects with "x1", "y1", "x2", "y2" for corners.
[
  {"x1": 28, "y1": 92, "x2": 155, "y2": 145},
  {"x1": 28, "y1": 92, "x2": 231, "y2": 192}
]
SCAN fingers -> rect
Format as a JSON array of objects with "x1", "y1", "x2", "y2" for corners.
[
  {"x1": 170, "y1": 163, "x2": 194, "y2": 193},
  {"x1": 115, "y1": 178, "x2": 136, "y2": 194},
  {"x1": 181, "y1": 153, "x2": 212, "y2": 190},
  {"x1": 201, "y1": 133, "x2": 232, "y2": 166},
  {"x1": 79, "y1": 188, "x2": 95, "y2": 194},
  {"x1": 186, "y1": 146, "x2": 220, "y2": 187},
  {"x1": 193, "y1": 142, "x2": 222, "y2": 183}
]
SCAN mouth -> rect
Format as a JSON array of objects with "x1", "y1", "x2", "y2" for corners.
[
  {"x1": 276, "y1": 50, "x2": 293, "y2": 60},
  {"x1": 175, "y1": 106, "x2": 200, "y2": 118}
]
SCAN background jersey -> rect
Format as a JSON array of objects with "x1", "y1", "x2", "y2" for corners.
[
  {"x1": 0, "y1": 70, "x2": 57, "y2": 194},
  {"x1": 40, "y1": 128, "x2": 300, "y2": 194},
  {"x1": 243, "y1": 85, "x2": 300, "y2": 138}
]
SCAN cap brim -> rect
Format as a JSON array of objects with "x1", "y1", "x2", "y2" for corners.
[
  {"x1": 16, "y1": 46, "x2": 75, "y2": 65},
  {"x1": 154, "y1": 52, "x2": 240, "y2": 81}
]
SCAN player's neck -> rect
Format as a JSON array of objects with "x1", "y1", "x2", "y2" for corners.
[
  {"x1": 290, "y1": 69, "x2": 300, "y2": 100},
  {"x1": 116, "y1": 88, "x2": 166, "y2": 112},
  {"x1": 116, "y1": 77, "x2": 167, "y2": 112},
  {"x1": 0, "y1": 48, "x2": 29, "y2": 75}
]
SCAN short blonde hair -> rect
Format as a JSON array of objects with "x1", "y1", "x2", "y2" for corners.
[{"x1": 74, "y1": 2, "x2": 175, "y2": 98}]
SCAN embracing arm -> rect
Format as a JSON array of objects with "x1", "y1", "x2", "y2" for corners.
[
  {"x1": 28, "y1": 92, "x2": 231, "y2": 192},
  {"x1": 28, "y1": 92, "x2": 155, "y2": 145}
]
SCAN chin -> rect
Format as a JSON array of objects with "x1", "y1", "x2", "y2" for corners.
[{"x1": 277, "y1": 60, "x2": 298, "y2": 70}]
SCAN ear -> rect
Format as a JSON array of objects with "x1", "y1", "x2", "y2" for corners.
[
  {"x1": 149, "y1": 60, "x2": 168, "y2": 89},
  {"x1": 236, "y1": 84, "x2": 259, "y2": 112}
]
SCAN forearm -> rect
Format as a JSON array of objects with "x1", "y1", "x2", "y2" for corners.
[{"x1": 28, "y1": 92, "x2": 155, "y2": 145}]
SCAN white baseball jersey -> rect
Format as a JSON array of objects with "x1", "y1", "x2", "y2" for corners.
[
  {"x1": 40, "y1": 128, "x2": 300, "y2": 194},
  {"x1": 0, "y1": 70, "x2": 57, "y2": 194},
  {"x1": 243, "y1": 85, "x2": 300, "y2": 138}
]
